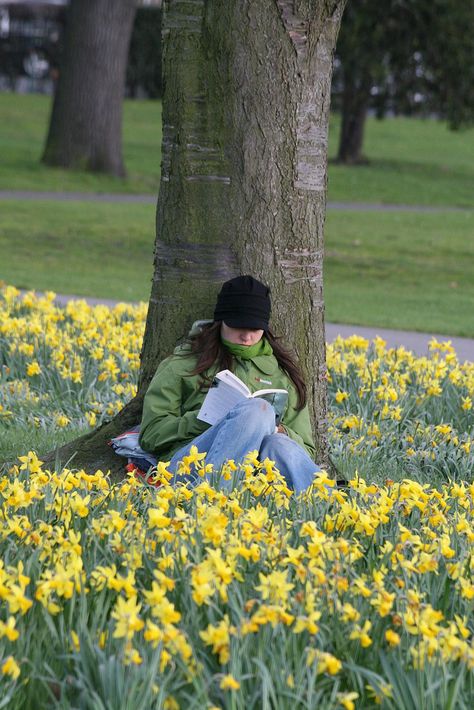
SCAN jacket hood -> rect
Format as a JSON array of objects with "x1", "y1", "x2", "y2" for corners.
[{"x1": 173, "y1": 320, "x2": 213, "y2": 355}]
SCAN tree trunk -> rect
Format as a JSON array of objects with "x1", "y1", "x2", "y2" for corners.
[
  {"x1": 45, "y1": 0, "x2": 346, "y2": 476},
  {"x1": 42, "y1": 0, "x2": 136, "y2": 176},
  {"x1": 336, "y1": 68, "x2": 372, "y2": 164}
]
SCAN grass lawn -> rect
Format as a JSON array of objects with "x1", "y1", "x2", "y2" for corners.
[
  {"x1": 1, "y1": 92, "x2": 473, "y2": 336},
  {"x1": 0, "y1": 425, "x2": 89, "y2": 468},
  {"x1": 1, "y1": 200, "x2": 473, "y2": 337},
  {"x1": 1, "y1": 92, "x2": 473, "y2": 206},
  {"x1": 327, "y1": 115, "x2": 474, "y2": 208},
  {"x1": 0, "y1": 200, "x2": 155, "y2": 302},
  {"x1": 0, "y1": 93, "x2": 162, "y2": 194},
  {"x1": 324, "y1": 210, "x2": 474, "y2": 336}
]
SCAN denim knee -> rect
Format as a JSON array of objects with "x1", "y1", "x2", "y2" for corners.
[
  {"x1": 260, "y1": 433, "x2": 317, "y2": 466},
  {"x1": 260, "y1": 433, "x2": 319, "y2": 493},
  {"x1": 227, "y1": 397, "x2": 276, "y2": 437},
  {"x1": 260, "y1": 433, "x2": 292, "y2": 460}
]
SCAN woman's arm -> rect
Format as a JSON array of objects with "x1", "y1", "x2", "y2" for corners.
[
  {"x1": 139, "y1": 357, "x2": 207, "y2": 459},
  {"x1": 280, "y1": 384, "x2": 316, "y2": 460}
]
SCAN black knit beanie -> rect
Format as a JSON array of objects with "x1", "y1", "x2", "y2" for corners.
[{"x1": 213, "y1": 275, "x2": 271, "y2": 330}]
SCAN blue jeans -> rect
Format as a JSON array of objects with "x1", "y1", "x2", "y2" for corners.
[{"x1": 169, "y1": 398, "x2": 320, "y2": 493}]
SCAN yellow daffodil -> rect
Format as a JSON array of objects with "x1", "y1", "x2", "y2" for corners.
[
  {"x1": 1, "y1": 655, "x2": 20, "y2": 680},
  {"x1": 220, "y1": 674, "x2": 240, "y2": 690},
  {"x1": 111, "y1": 596, "x2": 145, "y2": 640}
]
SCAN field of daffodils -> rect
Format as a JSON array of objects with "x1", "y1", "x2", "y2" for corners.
[{"x1": 0, "y1": 286, "x2": 472, "y2": 709}]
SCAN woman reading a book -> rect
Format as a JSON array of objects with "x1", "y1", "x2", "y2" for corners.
[{"x1": 139, "y1": 275, "x2": 320, "y2": 492}]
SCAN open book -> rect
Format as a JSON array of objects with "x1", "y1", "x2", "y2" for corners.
[{"x1": 197, "y1": 369, "x2": 288, "y2": 426}]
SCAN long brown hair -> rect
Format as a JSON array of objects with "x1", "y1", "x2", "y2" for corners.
[{"x1": 185, "y1": 321, "x2": 307, "y2": 409}]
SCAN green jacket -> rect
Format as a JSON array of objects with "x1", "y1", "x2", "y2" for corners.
[{"x1": 139, "y1": 341, "x2": 316, "y2": 463}]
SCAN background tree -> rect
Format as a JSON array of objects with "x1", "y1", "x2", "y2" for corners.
[
  {"x1": 42, "y1": 0, "x2": 136, "y2": 176},
  {"x1": 334, "y1": 0, "x2": 474, "y2": 164},
  {"x1": 127, "y1": 4, "x2": 163, "y2": 98},
  {"x1": 333, "y1": 0, "x2": 390, "y2": 163},
  {"x1": 46, "y1": 0, "x2": 346, "y2": 475},
  {"x1": 416, "y1": 0, "x2": 474, "y2": 129}
]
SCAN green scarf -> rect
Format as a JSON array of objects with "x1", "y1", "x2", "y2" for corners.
[{"x1": 221, "y1": 337, "x2": 273, "y2": 360}]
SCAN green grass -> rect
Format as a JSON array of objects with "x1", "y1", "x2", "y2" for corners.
[
  {"x1": 327, "y1": 115, "x2": 474, "y2": 207},
  {"x1": 1, "y1": 92, "x2": 473, "y2": 336},
  {"x1": 324, "y1": 209, "x2": 474, "y2": 336},
  {"x1": 1, "y1": 92, "x2": 474, "y2": 206},
  {"x1": 0, "y1": 425, "x2": 89, "y2": 467},
  {"x1": 0, "y1": 200, "x2": 154, "y2": 301},
  {"x1": 0, "y1": 92, "x2": 162, "y2": 193},
  {"x1": 1, "y1": 200, "x2": 473, "y2": 337}
]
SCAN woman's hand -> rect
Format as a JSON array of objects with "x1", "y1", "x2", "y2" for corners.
[{"x1": 275, "y1": 424, "x2": 287, "y2": 434}]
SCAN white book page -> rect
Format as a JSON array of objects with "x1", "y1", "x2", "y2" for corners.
[
  {"x1": 215, "y1": 369, "x2": 250, "y2": 396},
  {"x1": 197, "y1": 376, "x2": 248, "y2": 424}
]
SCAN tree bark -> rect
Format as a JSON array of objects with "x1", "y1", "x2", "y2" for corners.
[
  {"x1": 45, "y1": 0, "x2": 346, "y2": 476},
  {"x1": 42, "y1": 0, "x2": 136, "y2": 176}
]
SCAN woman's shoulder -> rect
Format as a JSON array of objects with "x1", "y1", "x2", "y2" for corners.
[{"x1": 155, "y1": 346, "x2": 198, "y2": 377}]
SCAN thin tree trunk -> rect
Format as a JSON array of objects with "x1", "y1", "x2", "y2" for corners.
[
  {"x1": 336, "y1": 70, "x2": 371, "y2": 164},
  {"x1": 42, "y1": 0, "x2": 136, "y2": 176},
  {"x1": 45, "y1": 0, "x2": 345, "y2": 475}
]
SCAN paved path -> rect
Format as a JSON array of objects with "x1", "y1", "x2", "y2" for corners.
[
  {"x1": 0, "y1": 190, "x2": 156, "y2": 204},
  {"x1": 49, "y1": 292, "x2": 473, "y2": 363},
  {"x1": 1, "y1": 190, "x2": 472, "y2": 212}
]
